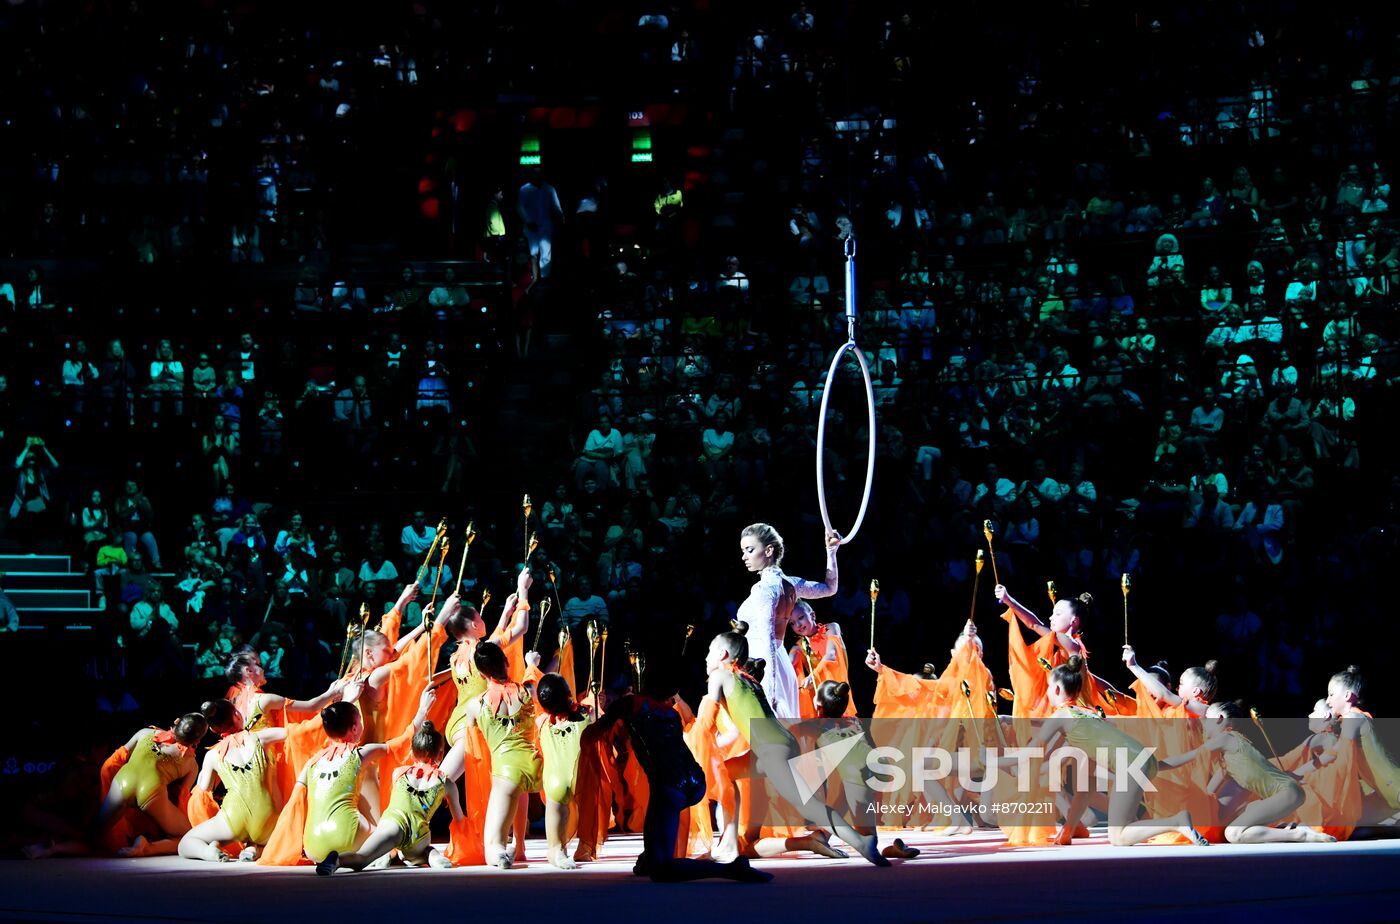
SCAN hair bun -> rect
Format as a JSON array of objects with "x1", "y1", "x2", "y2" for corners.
[
  {"x1": 1203, "y1": 659, "x2": 1219, "y2": 674},
  {"x1": 201, "y1": 700, "x2": 217, "y2": 714},
  {"x1": 1077, "y1": 592, "x2": 1094, "y2": 606},
  {"x1": 419, "y1": 719, "x2": 437, "y2": 734},
  {"x1": 1151, "y1": 660, "x2": 1171, "y2": 672},
  {"x1": 1065, "y1": 654, "x2": 1084, "y2": 673},
  {"x1": 733, "y1": 620, "x2": 749, "y2": 635},
  {"x1": 921, "y1": 663, "x2": 937, "y2": 677},
  {"x1": 1346, "y1": 664, "x2": 1362, "y2": 674}
]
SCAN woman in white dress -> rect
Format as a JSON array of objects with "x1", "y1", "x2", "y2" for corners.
[{"x1": 736, "y1": 523, "x2": 840, "y2": 718}]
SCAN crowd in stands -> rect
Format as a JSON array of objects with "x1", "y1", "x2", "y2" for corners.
[{"x1": 0, "y1": 0, "x2": 1398, "y2": 720}]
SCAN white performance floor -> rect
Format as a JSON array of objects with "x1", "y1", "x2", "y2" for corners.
[{"x1": 4, "y1": 829, "x2": 1398, "y2": 923}]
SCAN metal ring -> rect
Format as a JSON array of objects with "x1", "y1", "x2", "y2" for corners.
[{"x1": 815, "y1": 341, "x2": 876, "y2": 546}]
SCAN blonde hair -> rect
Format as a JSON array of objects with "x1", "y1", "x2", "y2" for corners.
[
  {"x1": 351, "y1": 629, "x2": 389, "y2": 660},
  {"x1": 741, "y1": 523, "x2": 785, "y2": 567}
]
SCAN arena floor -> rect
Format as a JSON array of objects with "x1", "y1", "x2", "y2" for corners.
[{"x1": 4, "y1": 829, "x2": 1398, "y2": 923}]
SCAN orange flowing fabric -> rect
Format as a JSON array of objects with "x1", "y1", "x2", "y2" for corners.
[
  {"x1": 1002, "y1": 611, "x2": 1121, "y2": 716},
  {"x1": 558, "y1": 637, "x2": 576, "y2": 695},
  {"x1": 490, "y1": 607, "x2": 527, "y2": 683},
  {"x1": 380, "y1": 606, "x2": 403, "y2": 649},
  {"x1": 1128, "y1": 683, "x2": 1223, "y2": 844},
  {"x1": 443, "y1": 724, "x2": 492, "y2": 866},
  {"x1": 868, "y1": 665, "x2": 943, "y2": 832},
  {"x1": 572, "y1": 722, "x2": 621, "y2": 859},
  {"x1": 379, "y1": 679, "x2": 457, "y2": 813},
  {"x1": 1283, "y1": 735, "x2": 1362, "y2": 840},
  {"x1": 255, "y1": 784, "x2": 311, "y2": 866},
  {"x1": 379, "y1": 622, "x2": 447, "y2": 747},
  {"x1": 872, "y1": 665, "x2": 943, "y2": 718},
  {"x1": 791, "y1": 627, "x2": 857, "y2": 717}
]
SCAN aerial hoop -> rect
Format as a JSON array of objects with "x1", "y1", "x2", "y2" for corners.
[{"x1": 815, "y1": 237, "x2": 877, "y2": 545}]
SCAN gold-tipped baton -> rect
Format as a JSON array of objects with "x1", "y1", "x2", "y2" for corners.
[
  {"x1": 586, "y1": 619, "x2": 601, "y2": 699},
  {"x1": 982, "y1": 520, "x2": 1001, "y2": 586},
  {"x1": 626, "y1": 641, "x2": 639, "y2": 690},
  {"x1": 479, "y1": 587, "x2": 492, "y2": 623},
  {"x1": 355, "y1": 602, "x2": 372, "y2": 676},
  {"x1": 1121, "y1": 573, "x2": 1132, "y2": 646},
  {"x1": 427, "y1": 540, "x2": 450, "y2": 683},
  {"x1": 970, "y1": 550, "x2": 985, "y2": 623},
  {"x1": 635, "y1": 649, "x2": 646, "y2": 692},
  {"x1": 337, "y1": 620, "x2": 358, "y2": 679},
  {"x1": 997, "y1": 688, "x2": 1016, "y2": 702},
  {"x1": 985, "y1": 691, "x2": 1010, "y2": 748},
  {"x1": 522, "y1": 495, "x2": 533, "y2": 565},
  {"x1": 530, "y1": 598, "x2": 553, "y2": 653},
  {"x1": 1102, "y1": 687, "x2": 1120, "y2": 716},
  {"x1": 869, "y1": 579, "x2": 880, "y2": 651},
  {"x1": 599, "y1": 625, "x2": 610, "y2": 694},
  {"x1": 1250, "y1": 707, "x2": 1286, "y2": 770},
  {"x1": 429, "y1": 540, "x2": 450, "y2": 611},
  {"x1": 414, "y1": 518, "x2": 449, "y2": 586},
  {"x1": 798, "y1": 635, "x2": 817, "y2": 701},
  {"x1": 1037, "y1": 656, "x2": 1053, "y2": 672},
  {"x1": 681, "y1": 623, "x2": 696, "y2": 657},
  {"x1": 452, "y1": 521, "x2": 477, "y2": 596},
  {"x1": 960, "y1": 679, "x2": 985, "y2": 749},
  {"x1": 1047, "y1": 580, "x2": 1058, "y2": 605},
  {"x1": 547, "y1": 566, "x2": 565, "y2": 626}
]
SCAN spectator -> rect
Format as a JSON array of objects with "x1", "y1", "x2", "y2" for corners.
[
  {"x1": 559, "y1": 575, "x2": 610, "y2": 630},
  {"x1": 518, "y1": 170, "x2": 563, "y2": 280},
  {"x1": 146, "y1": 339, "x2": 185, "y2": 419},
  {"x1": 574, "y1": 414, "x2": 625, "y2": 489}
]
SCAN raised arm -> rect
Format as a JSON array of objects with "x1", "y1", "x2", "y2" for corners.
[
  {"x1": 994, "y1": 584, "x2": 1050, "y2": 636},
  {"x1": 791, "y1": 529, "x2": 841, "y2": 599},
  {"x1": 263, "y1": 679, "x2": 344, "y2": 716},
  {"x1": 1121, "y1": 645, "x2": 1187, "y2": 710}
]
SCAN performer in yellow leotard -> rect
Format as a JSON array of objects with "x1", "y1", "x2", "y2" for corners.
[
  {"x1": 812, "y1": 681, "x2": 920, "y2": 860},
  {"x1": 435, "y1": 593, "x2": 492, "y2": 867},
  {"x1": 699, "y1": 625, "x2": 888, "y2": 866},
  {"x1": 294, "y1": 701, "x2": 387, "y2": 863},
  {"x1": 317, "y1": 708, "x2": 463, "y2": 874},
  {"x1": 440, "y1": 565, "x2": 536, "y2": 866},
  {"x1": 1167, "y1": 701, "x2": 1334, "y2": 844},
  {"x1": 179, "y1": 699, "x2": 289, "y2": 861},
  {"x1": 1007, "y1": 656, "x2": 1206, "y2": 847},
  {"x1": 1327, "y1": 666, "x2": 1400, "y2": 823},
  {"x1": 457, "y1": 639, "x2": 542, "y2": 868},
  {"x1": 534, "y1": 671, "x2": 593, "y2": 869},
  {"x1": 96, "y1": 713, "x2": 207, "y2": 856}
]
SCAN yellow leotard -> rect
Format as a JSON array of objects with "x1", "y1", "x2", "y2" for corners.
[
  {"x1": 446, "y1": 644, "x2": 488, "y2": 743},
  {"x1": 724, "y1": 673, "x2": 794, "y2": 750},
  {"x1": 476, "y1": 685, "x2": 542, "y2": 792},
  {"x1": 302, "y1": 748, "x2": 366, "y2": 862},
  {"x1": 213, "y1": 732, "x2": 278, "y2": 844},
  {"x1": 234, "y1": 684, "x2": 273, "y2": 732},
  {"x1": 113, "y1": 731, "x2": 184, "y2": 809},
  {"x1": 382, "y1": 767, "x2": 446, "y2": 853},
  {"x1": 1353, "y1": 713, "x2": 1400, "y2": 809},
  {"x1": 1059, "y1": 707, "x2": 1159, "y2": 780},
  {"x1": 815, "y1": 723, "x2": 873, "y2": 786},
  {"x1": 538, "y1": 713, "x2": 592, "y2": 803},
  {"x1": 1219, "y1": 731, "x2": 1298, "y2": 801}
]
